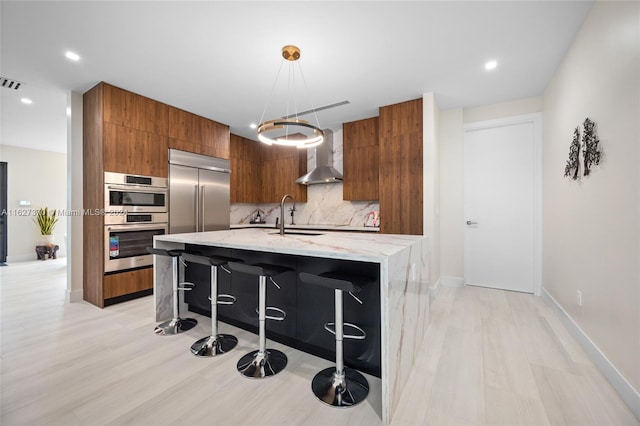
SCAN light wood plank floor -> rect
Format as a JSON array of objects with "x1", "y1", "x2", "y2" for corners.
[{"x1": 1, "y1": 260, "x2": 638, "y2": 425}]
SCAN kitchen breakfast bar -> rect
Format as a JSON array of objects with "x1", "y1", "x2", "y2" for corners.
[{"x1": 153, "y1": 228, "x2": 429, "y2": 423}]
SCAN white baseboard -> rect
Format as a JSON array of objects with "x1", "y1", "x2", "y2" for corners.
[
  {"x1": 429, "y1": 276, "x2": 465, "y2": 305},
  {"x1": 6, "y1": 254, "x2": 37, "y2": 263},
  {"x1": 429, "y1": 277, "x2": 441, "y2": 305},
  {"x1": 542, "y1": 287, "x2": 640, "y2": 420},
  {"x1": 441, "y1": 276, "x2": 465, "y2": 287},
  {"x1": 66, "y1": 288, "x2": 83, "y2": 303}
]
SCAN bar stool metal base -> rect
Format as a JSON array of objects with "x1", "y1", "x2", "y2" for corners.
[
  {"x1": 311, "y1": 367, "x2": 369, "y2": 407},
  {"x1": 190, "y1": 334, "x2": 238, "y2": 357},
  {"x1": 153, "y1": 318, "x2": 198, "y2": 336},
  {"x1": 237, "y1": 349, "x2": 288, "y2": 379}
]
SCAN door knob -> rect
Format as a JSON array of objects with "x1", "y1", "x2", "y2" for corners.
[{"x1": 466, "y1": 221, "x2": 478, "y2": 225}]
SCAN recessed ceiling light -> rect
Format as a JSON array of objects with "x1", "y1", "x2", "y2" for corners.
[
  {"x1": 65, "y1": 51, "x2": 80, "y2": 61},
  {"x1": 249, "y1": 123, "x2": 257, "y2": 129},
  {"x1": 20, "y1": 98, "x2": 33, "y2": 105},
  {"x1": 485, "y1": 60, "x2": 498, "y2": 71}
]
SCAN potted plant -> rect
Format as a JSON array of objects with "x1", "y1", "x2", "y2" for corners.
[{"x1": 34, "y1": 207, "x2": 58, "y2": 245}]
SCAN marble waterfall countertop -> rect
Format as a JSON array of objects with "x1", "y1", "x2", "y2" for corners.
[
  {"x1": 230, "y1": 223, "x2": 380, "y2": 232},
  {"x1": 155, "y1": 228, "x2": 417, "y2": 263},
  {"x1": 153, "y1": 228, "x2": 429, "y2": 423}
]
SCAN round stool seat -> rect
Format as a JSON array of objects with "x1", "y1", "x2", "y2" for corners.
[
  {"x1": 147, "y1": 247, "x2": 185, "y2": 257},
  {"x1": 227, "y1": 262, "x2": 292, "y2": 278}
]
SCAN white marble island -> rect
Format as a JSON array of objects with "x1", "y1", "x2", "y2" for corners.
[{"x1": 153, "y1": 228, "x2": 429, "y2": 423}]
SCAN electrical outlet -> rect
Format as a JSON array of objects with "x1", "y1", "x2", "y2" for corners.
[{"x1": 577, "y1": 290, "x2": 582, "y2": 306}]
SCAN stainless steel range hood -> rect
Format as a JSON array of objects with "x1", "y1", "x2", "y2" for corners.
[{"x1": 295, "y1": 129, "x2": 343, "y2": 185}]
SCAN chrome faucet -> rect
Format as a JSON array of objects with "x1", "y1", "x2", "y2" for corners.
[{"x1": 280, "y1": 194, "x2": 296, "y2": 235}]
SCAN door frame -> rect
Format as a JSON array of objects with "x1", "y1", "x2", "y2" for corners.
[{"x1": 463, "y1": 113, "x2": 542, "y2": 295}]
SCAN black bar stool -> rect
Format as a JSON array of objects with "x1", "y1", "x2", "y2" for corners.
[
  {"x1": 298, "y1": 271, "x2": 370, "y2": 407},
  {"x1": 147, "y1": 247, "x2": 198, "y2": 335},
  {"x1": 227, "y1": 262, "x2": 291, "y2": 379},
  {"x1": 182, "y1": 253, "x2": 240, "y2": 357}
]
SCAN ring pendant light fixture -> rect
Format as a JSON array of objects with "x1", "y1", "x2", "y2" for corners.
[{"x1": 256, "y1": 45, "x2": 325, "y2": 149}]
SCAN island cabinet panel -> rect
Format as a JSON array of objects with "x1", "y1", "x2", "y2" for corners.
[
  {"x1": 168, "y1": 107, "x2": 230, "y2": 159},
  {"x1": 230, "y1": 134, "x2": 261, "y2": 203},
  {"x1": 103, "y1": 122, "x2": 168, "y2": 177},
  {"x1": 102, "y1": 83, "x2": 168, "y2": 136},
  {"x1": 378, "y1": 98, "x2": 423, "y2": 235},
  {"x1": 103, "y1": 267, "x2": 153, "y2": 301},
  {"x1": 343, "y1": 116, "x2": 380, "y2": 201},
  {"x1": 259, "y1": 144, "x2": 307, "y2": 203}
]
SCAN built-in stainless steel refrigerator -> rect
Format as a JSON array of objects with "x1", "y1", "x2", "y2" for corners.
[{"x1": 168, "y1": 149, "x2": 230, "y2": 234}]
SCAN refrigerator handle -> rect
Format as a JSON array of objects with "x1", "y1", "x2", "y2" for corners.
[
  {"x1": 200, "y1": 185, "x2": 205, "y2": 232},
  {"x1": 194, "y1": 184, "x2": 199, "y2": 232}
]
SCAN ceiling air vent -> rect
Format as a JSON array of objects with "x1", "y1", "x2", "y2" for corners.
[{"x1": 0, "y1": 77, "x2": 24, "y2": 90}]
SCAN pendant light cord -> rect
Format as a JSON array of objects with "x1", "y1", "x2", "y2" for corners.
[{"x1": 258, "y1": 58, "x2": 286, "y2": 126}]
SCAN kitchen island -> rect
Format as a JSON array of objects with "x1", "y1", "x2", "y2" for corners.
[{"x1": 153, "y1": 228, "x2": 429, "y2": 423}]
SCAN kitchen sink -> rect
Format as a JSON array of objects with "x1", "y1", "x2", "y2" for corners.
[{"x1": 269, "y1": 231, "x2": 324, "y2": 236}]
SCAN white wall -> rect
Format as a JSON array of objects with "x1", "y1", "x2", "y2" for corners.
[
  {"x1": 67, "y1": 91, "x2": 83, "y2": 302},
  {"x1": 0, "y1": 145, "x2": 67, "y2": 261},
  {"x1": 424, "y1": 93, "x2": 440, "y2": 288},
  {"x1": 439, "y1": 109, "x2": 464, "y2": 280},
  {"x1": 542, "y1": 0, "x2": 640, "y2": 394},
  {"x1": 438, "y1": 97, "x2": 542, "y2": 281}
]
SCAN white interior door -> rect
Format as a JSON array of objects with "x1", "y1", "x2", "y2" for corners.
[{"x1": 464, "y1": 116, "x2": 539, "y2": 293}]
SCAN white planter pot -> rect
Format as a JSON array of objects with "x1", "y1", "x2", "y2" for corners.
[{"x1": 41, "y1": 234, "x2": 55, "y2": 245}]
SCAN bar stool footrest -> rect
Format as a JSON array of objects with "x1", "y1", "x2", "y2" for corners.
[
  {"x1": 324, "y1": 322, "x2": 367, "y2": 340},
  {"x1": 216, "y1": 294, "x2": 236, "y2": 305},
  {"x1": 255, "y1": 306, "x2": 287, "y2": 321},
  {"x1": 178, "y1": 281, "x2": 195, "y2": 291}
]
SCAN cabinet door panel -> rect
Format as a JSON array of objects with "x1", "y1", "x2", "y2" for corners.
[
  {"x1": 104, "y1": 123, "x2": 168, "y2": 177},
  {"x1": 104, "y1": 267, "x2": 153, "y2": 299},
  {"x1": 103, "y1": 84, "x2": 168, "y2": 135},
  {"x1": 343, "y1": 117, "x2": 379, "y2": 201}
]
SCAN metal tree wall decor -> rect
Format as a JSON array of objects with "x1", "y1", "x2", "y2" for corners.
[
  {"x1": 563, "y1": 117, "x2": 602, "y2": 180},
  {"x1": 564, "y1": 126, "x2": 581, "y2": 180},
  {"x1": 582, "y1": 118, "x2": 601, "y2": 176}
]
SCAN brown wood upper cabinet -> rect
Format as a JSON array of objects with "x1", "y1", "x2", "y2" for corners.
[
  {"x1": 103, "y1": 83, "x2": 168, "y2": 136},
  {"x1": 260, "y1": 144, "x2": 307, "y2": 203},
  {"x1": 103, "y1": 123, "x2": 168, "y2": 177},
  {"x1": 378, "y1": 98, "x2": 423, "y2": 235},
  {"x1": 230, "y1": 134, "x2": 261, "y2": 203},
  {"x1": 343, "y1": 116, "x2": 379, "y2": 201},
  {"x1": 230, "y1": 134, "x2": 307, "y2": 204},
  {"x1": 168, "y1": 107, "x2": 230, "y2": 159}
]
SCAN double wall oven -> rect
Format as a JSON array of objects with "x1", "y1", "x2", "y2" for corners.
[{"x1": 104, "y1": 172, "x2": 168, "y2": 273}]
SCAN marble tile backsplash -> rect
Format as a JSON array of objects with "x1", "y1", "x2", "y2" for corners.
[{"x1": 230, "y1": 129, "x2": 380, "y2": 227}]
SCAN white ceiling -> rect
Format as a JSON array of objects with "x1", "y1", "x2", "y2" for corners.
[{"x1": 1, "y1": 1, "x2": 594, "y2": 154}]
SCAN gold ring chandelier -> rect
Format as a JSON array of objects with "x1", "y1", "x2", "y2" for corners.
[{"x1": 256, "y1": 45, "x2": 325, "y2": 149}]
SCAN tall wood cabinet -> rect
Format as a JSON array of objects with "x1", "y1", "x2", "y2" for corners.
[
  {"x1": 230, "y1": 134, "x2": 261, "y2": 203},
  {"x1": 230, "y1": 134, "x2": 307, "y2": 204},
  {"x1": 343, "y1": 116, "x2": 379, "y2": 201},
  {"x1": 83, "y1": 82, "x2": 230, "y2": 308},
  {"x1": 378, "y1": 98, "x2": 423, "y2": 235}
]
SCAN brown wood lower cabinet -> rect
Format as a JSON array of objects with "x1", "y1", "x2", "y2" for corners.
[{"x1": 103, "y1": 267, "x2": 153, "y2": 300}]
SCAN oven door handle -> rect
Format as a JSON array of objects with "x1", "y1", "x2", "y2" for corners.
[
  {"x1": 106, "y1": 184, "x2": 168, "y2": 193},
  {"x1": 106, "y1": 223, "x2": 168, "y2": 232}
]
